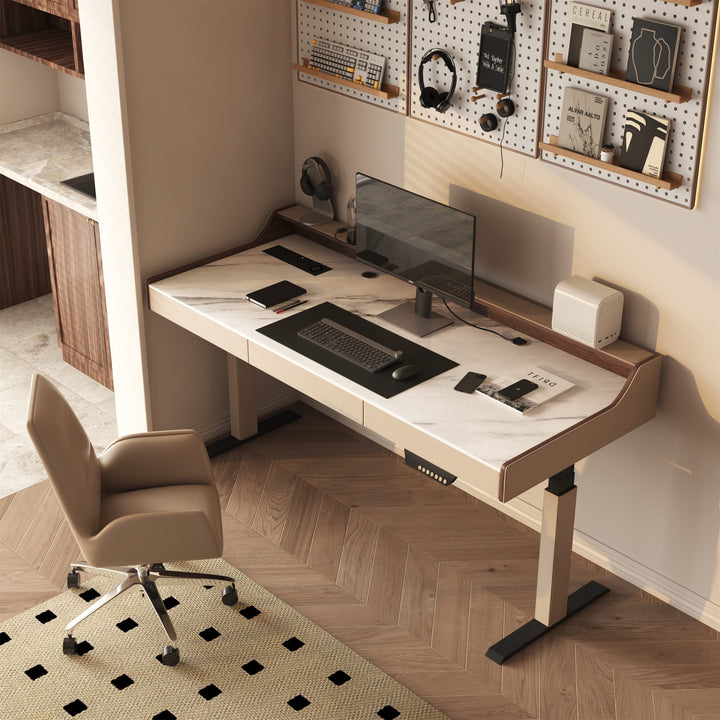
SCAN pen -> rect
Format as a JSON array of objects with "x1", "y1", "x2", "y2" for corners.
[{"x1": 275, "y1": 299, "x2": 307, "y2": 314}]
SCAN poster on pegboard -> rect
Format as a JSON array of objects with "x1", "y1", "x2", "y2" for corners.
[
  {"x1": 296, "y1": 0, "x2": 409, "y2": 114},
  {"x1": 409, "y1": 0, "x2": 549, "y2": 156},
  {"x1": 540, "y1": 0, "x2": 718, "y2": 208}
]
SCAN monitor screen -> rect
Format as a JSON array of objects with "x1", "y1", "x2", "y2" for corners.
[{"x1": 355, "y1": 173, "x2": 476, "y2": 311}]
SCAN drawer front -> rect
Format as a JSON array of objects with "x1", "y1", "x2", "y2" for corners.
[
  {"x1": 364, "y1": 404, "x2": 501, "y2": 500},
  {"x1": 249, "y1": 342, "x2": 364, "y2": 424}
]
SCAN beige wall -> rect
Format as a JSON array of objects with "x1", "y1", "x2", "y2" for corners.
[
  {"x1": 291, "y1": 68, "x2": 720, "y2": 624},
  {"x1": 81, "y1": 0, "x2": 295, "y2": 436},
  {"x1": 0, "y1": 50, "x2": 59, "y2": 123},
  {"x1": 0, "y1": 49, "x2": 88, "y2": 124}
]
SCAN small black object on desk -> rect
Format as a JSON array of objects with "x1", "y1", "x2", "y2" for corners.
[{"x1": 392, "y1": 364, "x2": 418, "y2": 381}]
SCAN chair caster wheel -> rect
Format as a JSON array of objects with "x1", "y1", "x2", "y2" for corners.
[
  {"x1": 63, "y1": 636, "x2": 77, "y2": 655},
  {"x1": 67, "y1": 570, "x2": 80, "y2": 589},
  {"x1": 222, "y1": 585, "x2": 238, "y2": 606},
  {"x1": 161, "y1": 645, "x2": 180, "y2": 666}
]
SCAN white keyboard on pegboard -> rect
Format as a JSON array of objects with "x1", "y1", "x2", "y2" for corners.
[{"x1": 309, "y1": 37, "x2": 386, "y2": 90}]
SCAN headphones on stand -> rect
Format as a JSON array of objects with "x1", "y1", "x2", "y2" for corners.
[
  {"x1": 300, "y1": 156, "x2": 334, "y2": 201},
  {"x1": 299, "y1": 156, "x2": 336, "y2": 225},
  {"x1": 418, "y1": 49, "x2": 457, "y2": 113}
]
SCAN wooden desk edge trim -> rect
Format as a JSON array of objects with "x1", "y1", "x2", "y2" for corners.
[{"x1": 500, "y1": 354, "x2": 662, "y2": 501}]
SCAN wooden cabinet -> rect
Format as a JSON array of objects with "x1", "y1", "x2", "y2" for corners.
[
  {"x1": 0, "y1": 0, "x2": 83, "y2": 76},
  {"x1": 43, "y1": 198, "x2": 113, "y2": 389},
  {"x1": 0, "y1": 175, "x2": 51, "y2": 309}
]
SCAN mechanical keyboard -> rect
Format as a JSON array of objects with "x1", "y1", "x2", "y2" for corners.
[
  {"x1": 297, "y1": 317, "x2": 403, "y2": 373},
  {"x1": 309, "y1": 38, "x2": 386, "y2": 90},
  {"x1": 334, "y1": 0, "x2": 384, "y2": 13}
]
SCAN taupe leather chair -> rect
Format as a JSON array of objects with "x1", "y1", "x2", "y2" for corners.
[{"x1": 26, "y1": 373, "x2": 238, "y2": 666}]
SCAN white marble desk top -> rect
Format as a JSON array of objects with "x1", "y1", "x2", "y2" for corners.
[
  {"x1": 149, "y1": 234, "x2": 628, "y2": 495},
  {"x1": 0, "y1": 112, "x2": 97, "y2": 219}
]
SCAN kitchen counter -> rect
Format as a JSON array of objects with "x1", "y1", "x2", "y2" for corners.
[{"x1": 0, "y1": 112, "x2": 97, "y2": 220}]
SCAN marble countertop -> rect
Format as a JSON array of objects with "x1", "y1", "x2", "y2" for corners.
[
  {"x1": 0, "y1": 112, "x2": 97, "y2": 220},
  {"x1": 149, "y1": 234, "x2": 628, "y2": 480}
]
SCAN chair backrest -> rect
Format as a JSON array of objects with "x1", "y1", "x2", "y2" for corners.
[{"x1": 26, "y1": 374, "x2": 101, "y2": 542}]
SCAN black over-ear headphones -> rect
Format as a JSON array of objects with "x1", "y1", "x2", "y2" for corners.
[
  {"x1": 300, "y1": 156, "x2": 333, "y2": 201},
  {"x1": 418, "y1": 49, "x2": 457, "y2": 113}
]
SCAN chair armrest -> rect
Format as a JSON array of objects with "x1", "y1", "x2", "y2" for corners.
[
  {"x1": 85, "y1": 510, "x2": 222, "y2": 567},
  {"x1": 99, "y1": 430, "x2": 214, "y2": 494}
]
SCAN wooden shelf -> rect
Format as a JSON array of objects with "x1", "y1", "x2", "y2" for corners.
[
  {"x1": 0, "y1": 27, "x2": 78, "y2": 75},
  {"x1": 0, "y1": 1, "x2": 83, "y2": 76},
  {"x1": 544, "y1": 54, "x2": 692, "y2": 104},
  {"x1": 539, "y1": 136, "x2": 683, "y2": 191},
  {"x1": 301, "y1": 0, "x2": 400, "y2": 23},
  {"x1": 658, "y1": 0, "x2": 702, "y2": 5},
  {"x1": 293, "y1": 61, "x2": 399, "y2": 99}
]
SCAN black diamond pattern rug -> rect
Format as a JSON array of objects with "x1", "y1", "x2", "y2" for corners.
[{"x1": 0, "y1": 558, "x2": 448, "y2": 719}]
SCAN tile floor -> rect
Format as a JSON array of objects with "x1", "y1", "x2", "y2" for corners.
[{"x1": 0, "y1": 295, "x2": 117, "y2": 498}]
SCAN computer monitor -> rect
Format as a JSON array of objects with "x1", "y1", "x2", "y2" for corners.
[{"x1": 355, "y1": 172, "x2": 476, "y2": 337}]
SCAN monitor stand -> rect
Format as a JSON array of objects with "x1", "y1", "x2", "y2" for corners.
[{"x1": 378, "y1": 287, "x2": 452, "y2": 337}]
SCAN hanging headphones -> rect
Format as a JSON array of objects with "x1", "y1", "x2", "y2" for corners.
[
  {"x1": 300, "y1": 156, "x2": 333, "y2": 201},
  {"x1": 418, "y1": 49, "x2": 457, "y2": 113},
  {"x1": 496, "y1": 97, "x2": 515, "y2": 118},
  {"x1": 479, "y1": 113, "x2": 498, "y2": 132}
]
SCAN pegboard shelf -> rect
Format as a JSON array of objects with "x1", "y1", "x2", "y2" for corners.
[
  {"x1": 659, "y1": 0, "x2": 702, "y2": 5},
  {"x1": 293, "y1": 61, "x2": 400, "y2": 98},
  {"x1": 300, "y1": 0, "x2": 401, "y2": 23},
  {"x1": 544, "y1": 55, "x2": 693, "y2": 104},
  {"x1": 540, "y1": 136, "x2": 683, "y2": 190}
]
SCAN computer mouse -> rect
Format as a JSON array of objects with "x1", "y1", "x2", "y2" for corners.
[{"x1": 392, "y1": 364, "x2": 418, "y2": 381}]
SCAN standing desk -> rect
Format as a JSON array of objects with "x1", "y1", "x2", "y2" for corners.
[{"x1": 147, "y1": 205, "x2": 662, "y2": 663}]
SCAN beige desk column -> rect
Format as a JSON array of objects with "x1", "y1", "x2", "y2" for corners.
[
  {"x1": 227, "y1": 355, "x2": 258, "y2": 440},
  {"x1": 535, "y1": 482, "x2": 577, "y2": 626}
]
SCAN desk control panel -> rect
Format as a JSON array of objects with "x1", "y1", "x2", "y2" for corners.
[
  {"x1": 263, "y1": 245, "x2": 331, "y2": 275},
  {"x1": 405, "y1": 449, "x2": 457, "y2": 486}
]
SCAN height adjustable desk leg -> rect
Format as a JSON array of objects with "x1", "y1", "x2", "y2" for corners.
[
  {"x1": 206, "y1": 354, "x2": 301, "y2": 458},
  {"x1": 228, "y1": 355, "x2": 258, "y2": 441},
  {"x1": 485, "y1": 466, "x2": 609, "y2": 664}
]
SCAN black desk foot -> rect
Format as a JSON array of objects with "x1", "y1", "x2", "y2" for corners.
[
  {"x1": 206, "y1": 409, "x2": 301, "y2": 458},
  {"x1": 485, "y1": 580, "x2": 609, "y2": 665}
]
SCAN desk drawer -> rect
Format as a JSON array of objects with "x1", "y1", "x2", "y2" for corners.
[
  {"x1": 364, "y1": 405, "x2": 501, "y2": 500},
  {"x1": 249, "y1": 343, "x2": 364, "y2": 424}
]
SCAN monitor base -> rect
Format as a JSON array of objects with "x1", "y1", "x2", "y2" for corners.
[{"x1": 378, "y1": 301, "x2": 452, "y2": 337}]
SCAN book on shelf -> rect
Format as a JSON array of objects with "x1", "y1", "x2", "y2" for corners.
[
  {"x1": 564, "y1": 2, "x2": 612, "y2": 67},
  {"x1": 557, "y1": 86, "x2": 608, "y2": 159},
  {"x1": 625, "y1": 17, "x2": 681, "y2": 92},
  {"x1": 619, "y1": 109, "x2": 671, "y2": 179},
  {"x1": 477, "y1": 366, "x2": 576, "y2": 414},
  {"x1": 578, "y1": 29, "x2": 613, "y2": 74}
]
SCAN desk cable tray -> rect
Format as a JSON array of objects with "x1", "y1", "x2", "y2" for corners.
[{"x1": 257, "y1": 302, "x2": 457, "y2": 399}]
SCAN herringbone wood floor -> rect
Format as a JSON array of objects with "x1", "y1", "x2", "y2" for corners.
[{"x1": 1, "y1": 403, "x2": 718, "y2": 719}]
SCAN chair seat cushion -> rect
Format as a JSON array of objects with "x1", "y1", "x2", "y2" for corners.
[{"x1": 91, "y1": 484, "x2": 223, "y2": 567}]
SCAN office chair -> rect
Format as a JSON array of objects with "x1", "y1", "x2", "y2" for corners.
[{"x1": 26, "y1": 373, "x2": 238, "y2": 666}]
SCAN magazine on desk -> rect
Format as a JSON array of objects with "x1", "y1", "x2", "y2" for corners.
[{"x1": 477, "y1": 366, "x2": 576, "y2": 413}]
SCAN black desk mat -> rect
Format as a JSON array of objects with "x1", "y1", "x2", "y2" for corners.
[{"x1": 257, "y1": 302, "x2": 458, "y2": 399}]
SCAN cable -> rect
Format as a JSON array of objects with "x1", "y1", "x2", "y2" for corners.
[
  {"x1": 498, "y1": 43, "x2": 516, "y2": 180},
  {"x1": 441, "y1": 297, "x2": 528, "y2": 345}
]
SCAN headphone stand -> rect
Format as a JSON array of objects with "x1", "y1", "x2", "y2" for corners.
[{"x1": 300, "y1": 195, "x2": 335, "y2": 225}]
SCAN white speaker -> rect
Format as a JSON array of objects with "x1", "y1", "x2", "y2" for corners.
[{"x1": 551, "y1": 276, "x2": 624, "y2": 349}]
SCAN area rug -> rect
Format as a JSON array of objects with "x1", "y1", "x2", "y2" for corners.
[{"x1": 0, "y1": 558, "x2": 448, "y2": 720}]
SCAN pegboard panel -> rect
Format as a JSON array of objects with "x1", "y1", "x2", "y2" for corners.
[
  {"x1": 296, "y1": 0, "x2": 409, "y2": 113},
  {"x1": 541, "y1": 0, "x2": 718, "y2": 208},
  {"x1": 409, "y1": 0, "x2": 549, "y2": 156}
]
